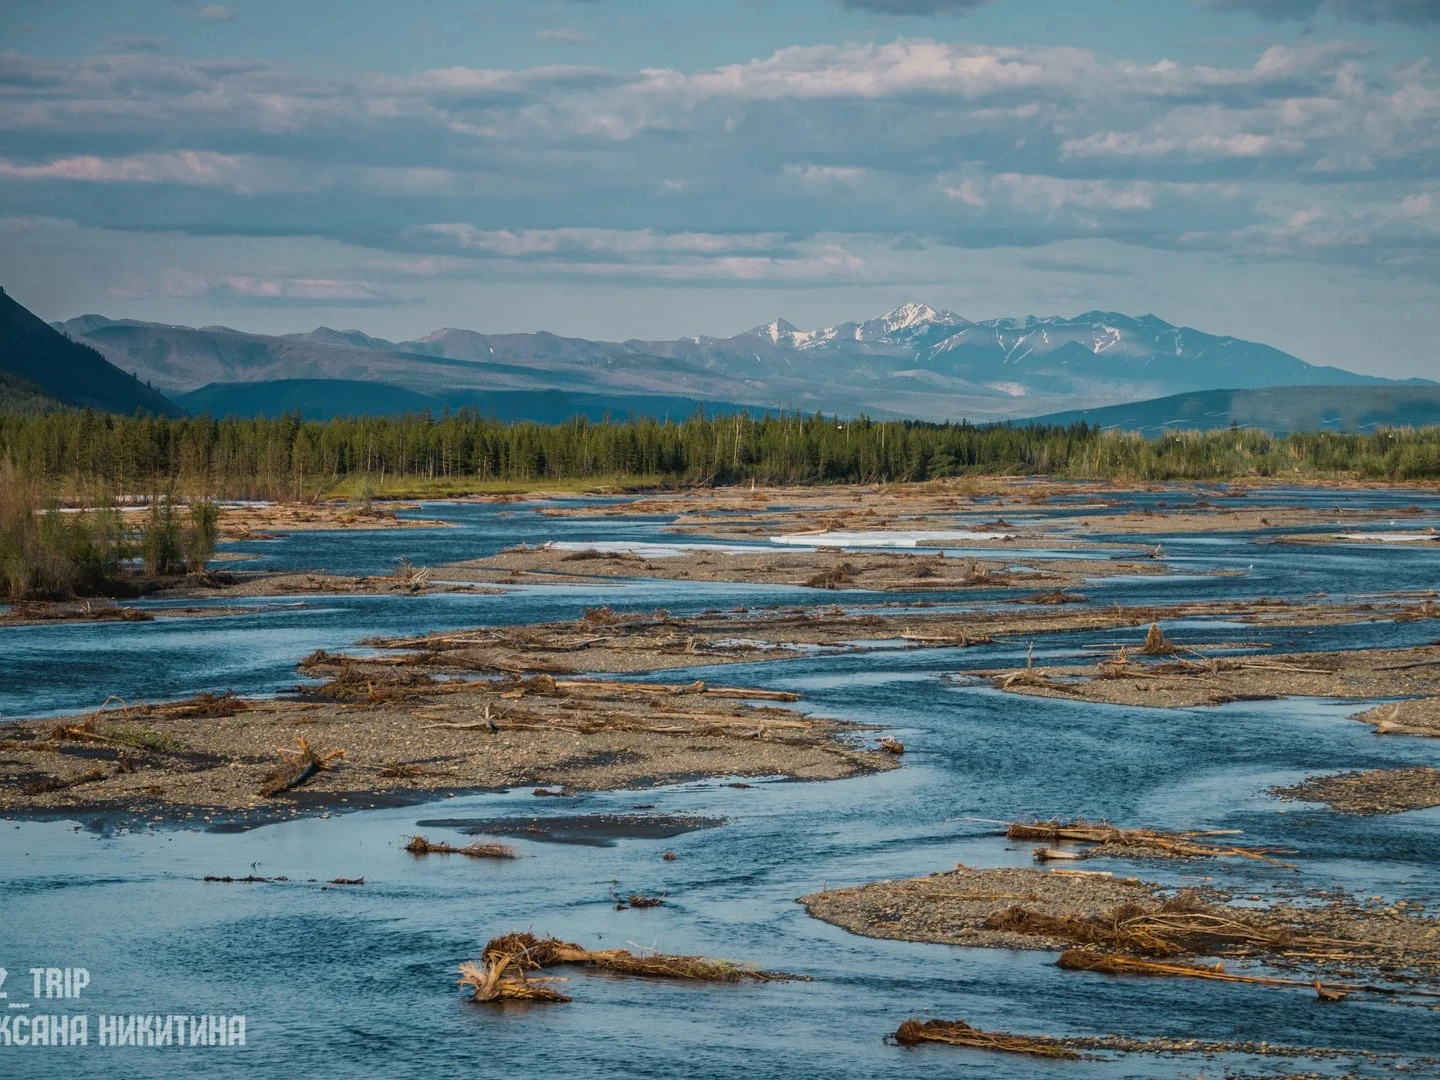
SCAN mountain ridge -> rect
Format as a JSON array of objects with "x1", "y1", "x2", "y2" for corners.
[
  {"x1": 175, "y1": 379, "x2": 767, "y2": 424},
  {"x1": 48, "y1": 302, "x2": 1428, "y2": 423},
  {"x1": 1, "y1": 288, "x2": 182, "y2": 416},
  {"x1": 1022, "y1": 385, "x2": 1440, "y2": 436}
]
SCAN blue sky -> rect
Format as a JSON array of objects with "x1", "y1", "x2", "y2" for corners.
[{"x1": 1, "y1": 0, "x2": 1437, "y2": 377}]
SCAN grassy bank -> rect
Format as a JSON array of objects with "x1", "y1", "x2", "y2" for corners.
[{"x1": 321, "y1": 472, "x2": 667, "y2": 500}]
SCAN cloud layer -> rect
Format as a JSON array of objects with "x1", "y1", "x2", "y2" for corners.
[
  {"x1": 0, "y1": 34, "x2": 1435, "y2": 298},
  {"x1": 1198, "y1": 0, "x2": 1440, "y2": 23}
]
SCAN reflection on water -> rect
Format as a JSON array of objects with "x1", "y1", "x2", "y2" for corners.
[{"x1": 3, "y1": 488, "x2": 1440, "y2": 1078}]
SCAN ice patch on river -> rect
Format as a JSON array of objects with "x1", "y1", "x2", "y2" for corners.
[
  {"x1": 769, "y1": 529, "x2": 1015, "y2": 547},
  {"x1": 546, "y1": 540, "x2": 779, "y2": 557},
  {"x1": 1334, "y1": 532, "x2": 1440, "y2": 543}
]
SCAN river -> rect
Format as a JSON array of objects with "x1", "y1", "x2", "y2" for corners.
[{"x1": 2, "y1": 486, "x2": 1438, "y2": 1078}]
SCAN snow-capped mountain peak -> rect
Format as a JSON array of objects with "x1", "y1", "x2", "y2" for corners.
[
  {"x1": 856, "y1": 303, "x2": 969, "y2": 343},
  {"x1": 746, "y1": 318, "x2": 800, "y2": 344},
  {"x1": 875, "y1": 302, "x2": 964, "y2": 333},
  {"x1": 740, "y1": 304, "x2": 970, "y2": 350}
]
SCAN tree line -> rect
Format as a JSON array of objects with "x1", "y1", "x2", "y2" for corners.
[
  {"x1": 0, "y1": 462, "x2": 219, "y2": 600},
  {"x1": 3, "y1": 409, "x2": 1440, "y2": 498}
]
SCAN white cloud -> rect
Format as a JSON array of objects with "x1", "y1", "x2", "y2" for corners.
[
  {"x1": 406, "y1": 225, "x2": 787, "y2": 257},
  {"x1": 0, "y1": 151, "x2": 310, "y2": 194},
  {"x1": 161, "y1": 268, "x2": 399, "y2": 303},
  {"x1": 781, "y1": 164, "x2": 869, "y2": 189},
  {"x1": 1061, "y1": 129, "x2": 1286, "y2": 159},
  {"x1": 394, "y1": 225, "x2": 869, "y2": 283}
]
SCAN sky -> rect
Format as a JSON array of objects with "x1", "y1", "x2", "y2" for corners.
[{"x1": 0, "y1": 0, "x2": 1437, "y2": 378}]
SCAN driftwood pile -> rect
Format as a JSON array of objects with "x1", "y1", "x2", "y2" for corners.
[
  {"x1": 460, "y1": 930, "x2": 800, "y2": 1004},
  {"x1": 891, "y1": 1014, "x2": 1388, "y2": 1061},
  {"x1": 1008, "y1": 818, "x2": 1297, "y2": 868},
  {"x1": 1056, "y1": 949, "x2": 1440, "y2": 1001}
]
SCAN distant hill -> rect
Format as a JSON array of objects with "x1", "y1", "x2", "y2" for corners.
[
  {"x1": 175, "y1": 379, "x2": 766, "y2": 423},
  {"x1": 1024, "y1": 385, "x2": 1440, "y2": 435},
  {"x1": 55, "y1": 303, "x2": 1427, "y2": 424},
  {"x1": 0, "y1": 288, "x2": 182, "y2": 416}
]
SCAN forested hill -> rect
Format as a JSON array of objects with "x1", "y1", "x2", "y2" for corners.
[
  {"x1": 0, "y1": 288, "x2": 183, "y2": 417},
  {"x1": 1026, "y1": 385, "x2": 1440, "y2": 436}
]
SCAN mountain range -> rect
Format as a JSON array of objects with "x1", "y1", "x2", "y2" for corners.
[{"x1": 51, "y1": 302, "x2": 1428, "y2": 424}]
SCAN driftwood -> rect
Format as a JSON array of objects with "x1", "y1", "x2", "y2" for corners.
[
  {"x1": 404, "y1": 835, "x2": 517, "y2": 859},
  {"x1": 1375, "y1": 657, "x2": 1440, "y2": 672},
  {"x1": 899, "y1": 630, "x2": 992, "y2": 646},
  {"x1": 1057, "y1": 949, "x2": 1440, "y2": 999},
  {"x1": 554, "y1": 678, "x2": 799, "y2": 702},
  {"x1": 890, "y1": 1019, "x2": 1077, "y2": 1059},
  {"x1": 457, "y1": 956, "x2": 570, "y2": 1003},
  {"x1": 257, "y1": 736, "x2": 343, "y2": 797},
  {"x1": 481, "y1": 931, "x2": 799, "y2": 982},
  {"x1": 1006, "y1": 819, "x2": 1297, "y2": 869},
  {"x1": 894, "y1": 1016, "x2": 1372, "y2": 1059}
]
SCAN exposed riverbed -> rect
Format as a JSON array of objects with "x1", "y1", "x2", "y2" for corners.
[{"x1": 3, "y1": 483, "x2": 1440, "y2": 1078}]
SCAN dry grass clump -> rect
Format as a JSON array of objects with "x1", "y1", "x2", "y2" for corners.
[
  {"x1": 149, "y1": 691, "x2": 246, "y2": 719},
  {"x1": 257, "y1": 736, "x2": 343, "y2": 797},
  {"x1": 498, "y1": 673, "x2": 562, "y2": 698},
  {"x1": 479, "y1": 931, "x2": 796, "y2": 982},
  {"x1": 612, "y1": 886, "x2": 665, "y2": 910},
  {"x1": 404, "y1": 834, "x2": 518, "y2": 859},
  {"x1": 805, "y1": 562, "x2": 858, "y2": 589},
  {"x1": 1139, "y1": 622, "x2": 1177, "y2": 656},
  {"x1": 310, "y1": 667, "x2": 440, "y2": 702},
  {"x1": 890, "y1": 1019, "x2": 1077, "y2": 1059},
  {"x1": 985, "y1": 902, "x2": 1194, "y2": 957},
  {"x1": 390, "y1": 557, "x2": 429, "y2": 591},
  {"x1": 985, "y1": 892, "x2": 1392, "y2": 968}
]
